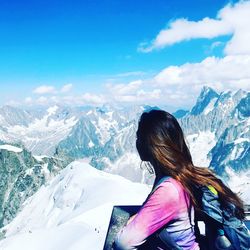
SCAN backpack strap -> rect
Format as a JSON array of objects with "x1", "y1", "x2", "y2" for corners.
[
  {"x1": 141, "y1": 176, "x2": 171, "y2": 207},
  {"x1": 151, "y1": 176, "x2": 171, "y2": 194}
]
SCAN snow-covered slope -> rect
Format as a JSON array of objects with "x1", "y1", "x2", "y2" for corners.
[
  {"x1": 186, "y1": 131, "x2": 216, "y2": 167},
  {"x1": 0, "y1": 161, "x2": 150, "y2": 250}
]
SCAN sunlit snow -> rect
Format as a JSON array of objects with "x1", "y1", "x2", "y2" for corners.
[
  {"x1": 203, "y1": 98, "x2": 216, "y2": 115},
  {"x1": 0, "y1": 161, "x2": 150, "y2": 250},
  {"x1": 225, "y1": 167, "x2": 250, "y2": 204},
  {"x1": 186, "y1": 131, "x2": 216, "y2": 167}
]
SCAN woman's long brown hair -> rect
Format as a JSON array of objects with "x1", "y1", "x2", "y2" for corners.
[{"x1": 136, "y1": 109, "x2": 245, "y2": 219}]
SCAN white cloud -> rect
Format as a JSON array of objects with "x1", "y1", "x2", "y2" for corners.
[
  {"x1": 20, "y1": 93, "x2": 106, "y2": 107},
  {"x1": 115, "y1": 71, "x2": 145, "y2": 77},
  {"x1": 210, "y1": 41, "x2": 224, "y2": 51},
  {"x1": 112, "y1": 89, "x2": 162, "y2": 103},
  {"x1": 105, "y1": 79, "x2": 163, "y2": 104},
  {"x1": 139, "y1": 1, "x2": 250, "y2": 55},
  {"x1": 51, "y1": 96, "x2": 59, "y2": 103},
  {"x1": 53, "y1": 94, "x2": 106, "y2": 106},
  {"x1": 33, "y1": 84, "x2": 73, "y2": 95},
  {"x1": 81, "y1": 93, "x2": 106, "y2": 105},
  {"x1": 221, "y1": 1, "x2": 250, "y2": 55},
  {"x1": 154, "y1": 55, "x2": 250, "y2": 91},
  {"x1": 106, "y1": 80, "x2": 142, "y2": 96},
  {"x1": 5, "y1": 100, "x2": 20, "y2": 106},
  {"x1": 37, "y1": 96, "x2": 48, "y2": 105},
  {"x1": 137, "y1": 89, "x2": 161, "y2": 99},
  {"x1": 61, "y1": 84, "x2": 73, "y2": 93},
  {"x1": 113, "y1": 88, "x2": 161, "y2": 103},
  {"x1": 139, "y1": 18, "x2": 232, "y2": 52},
  {"x1": 24, "y1": 97, "x2": 32, "y2": 104},
  {"x1": 33, "y1": 85, "x2": 56, "y2": 95}
]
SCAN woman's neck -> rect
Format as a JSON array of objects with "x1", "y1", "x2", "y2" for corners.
[{"x1": 152, "y1": 166, "x2": 166, "y2": 186}]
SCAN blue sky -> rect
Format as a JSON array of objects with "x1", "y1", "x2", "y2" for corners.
[{"x1": 0, "y1": 0, "x2": 249, "y2": 108}]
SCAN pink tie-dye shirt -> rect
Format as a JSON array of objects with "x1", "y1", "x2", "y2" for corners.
[{"x1": 114, "y1": 178, "x2": 200, "y2": 250}]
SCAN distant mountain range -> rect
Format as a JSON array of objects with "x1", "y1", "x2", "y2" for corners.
[{"x1": 0, "y1": 86, "x2": 249, "y2": 229}]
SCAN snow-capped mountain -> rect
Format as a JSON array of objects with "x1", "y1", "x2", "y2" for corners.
[
  {"x1": 0, "y1": 86, "x2": 249, "y2": 249},
  {"x1": 0, "y1": 87, "x2": 249, "y2": 185},
  {"x1": 178, "y1": 87, "x2": 250, "y2": 203},
  {"x1": 0, "y1": 86, "x2": 249, "y2": 233},
  {"x1": 179, "y1": 87, "x2": 249, "y2": 180},
  {"x1": 0, "y1": 105, "x2": 79, "y2": 155},
  {"x1": 0, "y1": 103, "x2": 150, "y2": 179},
  {"x1": 190, "y1": 86, "x2": 219, "y2": 116},
  {"x1": 0, "y1": 161, "x2": 150, "y2": 250},
  {"x1": 55, "y1": 87, "x2": 250, "y2": 187},
  {"x1": 55, "y1": 106, "x2": 139, "y2": 161},
  {"x1": 0, "y1": 104, "x2": 142, "y2": 158}
]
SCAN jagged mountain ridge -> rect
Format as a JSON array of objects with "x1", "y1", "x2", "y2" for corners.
[
  {"x1": 0, "y1": 87, "x2": 249, "y2": 211},
  {"x1": 0, "y1": 87, "x2": 249, "y2": 181},
  {"x1": 0, "y1": 87, "x2": 249, "y2": 176},
  {"x1": 190, "y1": 87, "x2": 219, "y2": 115},
  {"x1": 0, "y1": 104, "x2": 143, "y2": 157},
  {"x1": 179, "y1": 87, "x2": 249, "y2": 179}
]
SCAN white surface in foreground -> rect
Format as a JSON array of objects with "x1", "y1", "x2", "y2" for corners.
[
  {"x1": 0, "y1": 145, "x2": 23, "y2": 153},
  {"x1": 0, "y1": 161, "x2": 150, "y2": 250}
]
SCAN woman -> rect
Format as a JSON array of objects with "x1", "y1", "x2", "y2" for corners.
[{"x1": 113, "y1": 109, "x2": 245, "y2": 250}]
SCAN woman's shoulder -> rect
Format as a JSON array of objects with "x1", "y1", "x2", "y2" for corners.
[
  {"x1": 154, "y1": 177, "x2": 190, "y2": 210},
  {"x1": 156, "y1": 177, "x2": 187, "y2": 199}
]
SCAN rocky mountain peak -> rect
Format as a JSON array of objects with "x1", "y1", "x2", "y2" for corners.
[{"x1": 191, "y1": 86, "x2": 219, "y2": 115}]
